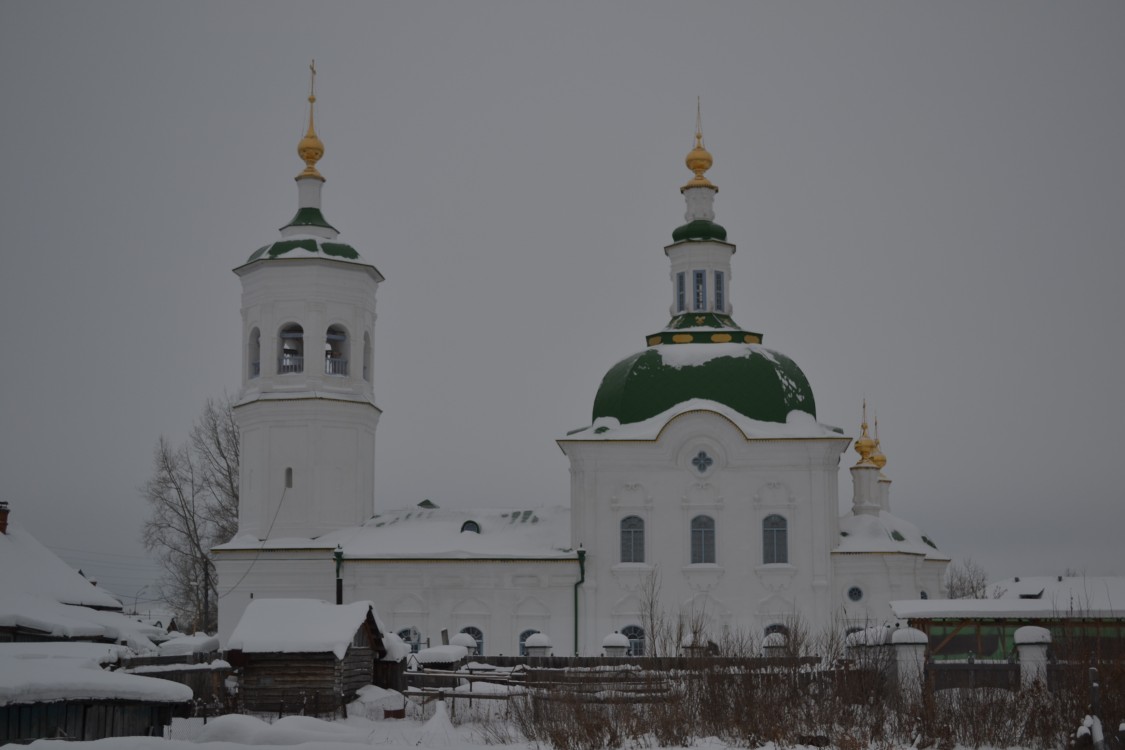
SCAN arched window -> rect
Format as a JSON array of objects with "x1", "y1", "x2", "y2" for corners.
[
  {"x1": 763, "y1": 514, "x2": 788, "y2": 565},
  {"x1": 279, "y1": 324, "x2": 304, "y2": 373},
  {"x1": 362, "y1": 331, "x2": 372, "y2": 382},
  {"x1": 249, "y1": 327, "x2": 261, "y2": 378},
  {"x1": 519, "y1": 629, "x2": 539, "y2": 656},
  {"x1": 765, "y1": 623, "x2": 789, "y2": 637},
  {"x1": 397, "y1": 626, "x2": 422, "y2": 653},
  {"x1": 460, "y1": 520, "x2": 480, "y2": 534},
  {"x1": 460, "y1": 626, "x2": 484, "y2": 656},
  {"x1": 690, "y1": 515, "x2": 716, "y2": 564},
  {"x1": 692, "y1": 269, "x2": 707, "y2": 311},
  {"x1": 621, "y1": 624, "x2": 645, "y2": 656},
  {"x1": 325, "y1": 325, "x2": 348, "y2": 376},
  {"x1": 620, "y1": 516, "x2": 645, "y2": 563},
  {"x1": 284, "y1": 467, "x2": 293, "y2": 489}
]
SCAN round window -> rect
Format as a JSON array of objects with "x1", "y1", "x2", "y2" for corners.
[{"x1": 847, "y1": 586, "x2": 863, "y2": 602}]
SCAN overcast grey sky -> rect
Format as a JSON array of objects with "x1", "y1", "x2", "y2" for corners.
[{"x1": 2, "y1": 2, "x2": 1123, "y2": 604}]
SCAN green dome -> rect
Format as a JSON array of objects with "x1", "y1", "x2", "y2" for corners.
[
  {"x1": 671, "y1": 219, "x2": 727, "y2": 242},
  {"x1": 247, "y1": 237, "x2": 360, "y2": 262},
  {"x1": 592, "y1": 343, "x2": 816, "y2": 426}
]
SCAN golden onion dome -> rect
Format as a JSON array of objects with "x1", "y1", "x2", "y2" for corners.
[
  {"x1": 872, "y1": 446, "x2": 887, "y2": 471},
  {"x1": 682, "y1": 130, "x2": 716, "y2": 191},
  {"x1": 682, "y1": 98, "x2": 716, "y2": 192},
  {"x1": 297, "y1": 92, "x2": 325, "y2": 180},
  {"x1": 853, "y1": 401, "x2": 879, "y2": 467},
  {"x1": 297, "y1": 61, "x2": 325, "y2": 180}
]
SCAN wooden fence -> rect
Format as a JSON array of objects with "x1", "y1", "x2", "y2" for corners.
[{"x1": 0, "y1": 700, "x2": 182, "y2": 745}]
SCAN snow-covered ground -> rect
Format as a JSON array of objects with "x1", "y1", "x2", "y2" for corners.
[
  {"x1": 20, "y1": 700, "x2": 765, "y2": 749},
  {"x1": 25, "y1": 699, "x2": 517, "y2": 749}
]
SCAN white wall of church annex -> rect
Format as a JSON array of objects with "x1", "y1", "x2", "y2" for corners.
[{"x1": 563, "y1": 411, "x2": 852, "y2": 651}]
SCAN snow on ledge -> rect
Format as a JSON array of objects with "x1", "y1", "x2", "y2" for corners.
[{"x1": 563, "y1": 400, "x2": 839, "y2": 441}]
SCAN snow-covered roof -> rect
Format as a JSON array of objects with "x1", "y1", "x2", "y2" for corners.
[
  {"x1": 0, "y1": 645, "x2": 192, "y2": 706},
  {"x1": 0, "y1": 589, "x2": 165, "y2": 652},
  {"x1": 893, "y1": 576, "x2": 1125, "y2": 620},
  {"x1": 835, "y1": 510, "x2": 949, "y2": 561},
  {"x1": 563, "y1": 399, "x2": 842, "y2": 441},
  {"x1": 227, "y1": 599, "x2": 382, "y2": 660},
  {"x1": 216, "y1": 505, "x2": 574, "y2": 560},
  {"x1": 158, "y1": 633, "x2": 220, "y2": 656},
  {"x1": 414, "y1": 644, "x2": 469, "y2": 665},
  {"x1": 0, "y1": 523, "x2": 122, "y2": 609}
]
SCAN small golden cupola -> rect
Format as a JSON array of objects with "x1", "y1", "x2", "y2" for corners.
[
  {"x1": 853, "y1": 400, "x2": 879, "y2": 468},
  {"x1": 682, "y1": 97, "x2": 716, "y2": 193},
  {"x1": 297, "y1": 60, "x2": 325, "y2": 181}
]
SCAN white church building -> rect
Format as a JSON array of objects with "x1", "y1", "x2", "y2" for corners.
[{"x1": 215, "y1": 83, "x2": 949, "y2": 656}]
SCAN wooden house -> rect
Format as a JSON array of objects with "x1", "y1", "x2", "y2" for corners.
[{"x1": 226, "y1": 599, "x2": 389, "y2": 716}]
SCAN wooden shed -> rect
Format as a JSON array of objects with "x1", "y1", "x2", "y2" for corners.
[{"x1": 226, "y1": 599, "x2": 388, "y2": 716}]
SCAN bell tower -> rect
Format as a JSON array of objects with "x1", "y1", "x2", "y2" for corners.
[{"x1": 232, "y1": 63, "x2": 384, "y2": 539}]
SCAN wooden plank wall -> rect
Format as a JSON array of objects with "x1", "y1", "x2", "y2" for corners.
[
  {"x1": 0, "y1": 701, "x2": 179, "y2": 744},
  {"x1": 240, "y1": 653, "x2": 342, "y2": 715}
]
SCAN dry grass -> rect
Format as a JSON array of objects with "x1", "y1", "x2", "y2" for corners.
[{"x1": 485, "y1": 639, "x2": 1125, "y2": 750}]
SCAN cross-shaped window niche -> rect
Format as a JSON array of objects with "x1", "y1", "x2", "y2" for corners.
[{"x1": 691, "y1": 450, "x2": 714, "y2": 474}]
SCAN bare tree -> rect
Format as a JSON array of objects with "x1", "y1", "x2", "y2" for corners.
[
  {"x1": 141, "y1": 396, "x2": 239, "y2": 632},
  {"x1": 944, "y1": 557, "x2": 990, "y2": 599},
  {"x1": 639, "y1": 566, "x2": 667, "y2": 656},
  {"x1": 190, "y1": 396, "x2": 239, "y2": 543}
]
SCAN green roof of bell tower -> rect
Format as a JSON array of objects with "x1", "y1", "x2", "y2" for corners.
[
  {"x1": 281, "y1": 206, "x2": 338, "y2": 233},
  {"x1": 671, "y1": 219, "x2": 727, "y2": 242}
]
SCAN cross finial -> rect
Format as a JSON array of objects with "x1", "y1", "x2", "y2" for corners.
[
  {"x1": 309, "y1": 59, "x2": 317, "y2": 101},
  {"x1": 695, "y1": 96, "x2": 704, "y2": 147}
]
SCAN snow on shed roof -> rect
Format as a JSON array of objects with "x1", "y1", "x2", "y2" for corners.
[
  {"x1": 216, "y1": 505, "x2": 574, "y2": 560},
  {"x1": 0, "y1": 522, "x2": 122, "y2": 609},
  {"x1": 0, "y1": 589, "x2": 163, "y2": 652},
  {"x1": 894, "y1": 576, "x2": 1125, "y2": 620},
  {"x1": 227, "y1": 599, "x2": 381, "y2": 660},
  {"x1": 0, "y1": 647, "x2": 192, "y2": 706}
]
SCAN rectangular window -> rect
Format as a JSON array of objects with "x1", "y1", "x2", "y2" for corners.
[
  {"x1": 676, "y1": 272, "x2": 686, "y2": 312},
  {"x1": 690, "y1": 515, "x2": 716, "y2": 564},
  {"x1": 620, "y1": 517, "x2": 645, "y2": 563},
  {"x1": 763, "y1": 515, "x2": 788, "y2": 564},
  {"x1": 693, "y1": 270, "x2": 706, "y2": 311},
  {"x1": 714, "y1": 271, "x2": 725, "y2": 312}
]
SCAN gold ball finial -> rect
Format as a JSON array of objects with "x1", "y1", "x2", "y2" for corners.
[
  {"x1": 854, "y1": 400, "x2": 878, "y2": 467},
  {"x1": 682, "y1": 97, "x2": 716, "y2": 192},
  {"x1": 297, "y1": 60, "x2": 325, "y2": 181}
]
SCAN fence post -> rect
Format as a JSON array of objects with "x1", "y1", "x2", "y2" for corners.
[
  {"x1": 1013, "y1": 626, "x2": 1051, "y2": 690},
  {"x1": 891, "y1": 628, "x2": 928, "y2": 695}
]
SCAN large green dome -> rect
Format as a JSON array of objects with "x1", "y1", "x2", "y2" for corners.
[{"x1": 592, "y1": 343, "x2": 816, "y2": 426}]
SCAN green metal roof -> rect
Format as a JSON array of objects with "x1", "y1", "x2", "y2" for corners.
[
  {"x1": 671, "y1": 219, "x2": 727, "y2": 242},
  {"x1": 281, "y1": 206, "x2": 338, "y2": 233},
  {"x1": 592, "y1": 344, "x2": 816, "y2": 426},
  {"x1": 247, "y1": 237, "x2": 361, "y2": 262}
]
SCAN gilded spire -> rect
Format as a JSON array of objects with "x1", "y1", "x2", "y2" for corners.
[
  {"x1": 297, "y1": 60, "x2": 325, "y2": 181},
  {"x1": 853, "y1": 399, "x2": 878, "y2": 467},
  {"x1": 682, "y1": 96, "x2": 716, "y2": 193}
]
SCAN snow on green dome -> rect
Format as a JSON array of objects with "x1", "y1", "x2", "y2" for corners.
[{"x1": 592, "y1": 342, "x2": 816, "y2": 426}]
